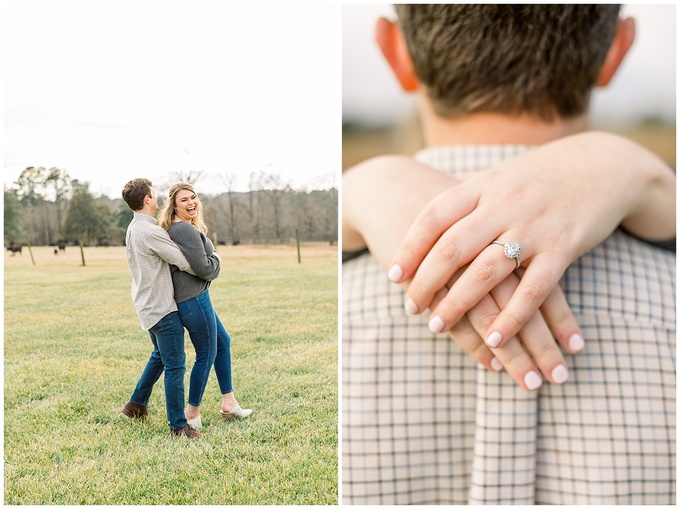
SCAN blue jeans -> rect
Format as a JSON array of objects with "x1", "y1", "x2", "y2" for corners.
[
  {"x1": 214, "y1": 312, "x2": 234, "y2": 395},
  {"x1": 178, "y1": 290, "x2": 233, "y2": 406},
  {"x1": 130, "y1": 311, "x2": 187, "y2": 430}
]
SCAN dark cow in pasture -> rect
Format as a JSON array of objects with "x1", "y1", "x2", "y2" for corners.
[
  {"x1": 57, "y1": 240, "x2": 67, "y2": 252},
  {"x1": 7, "y1": 245, "x2": 22, "y2": 256}
]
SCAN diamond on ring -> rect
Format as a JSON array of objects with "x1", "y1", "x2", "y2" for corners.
[{"x1": 492, "y1": 240, "x2": 521, "y2": 269}]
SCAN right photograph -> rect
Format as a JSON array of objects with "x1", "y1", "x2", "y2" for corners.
[{"x1": 342, "y1": 4, "x2": 675, "y2": 506}]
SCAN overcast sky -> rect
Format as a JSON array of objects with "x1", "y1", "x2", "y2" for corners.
[
  {"x1": 4, "y1": 2, "x2": 341, "y2": 198},
  {"x1": 343, "y1": 4, "x2": 676, "y2": 128}
]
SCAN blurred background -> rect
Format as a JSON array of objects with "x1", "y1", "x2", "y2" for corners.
[
  {"x1": 343, "y1": 4, "x2": 676, "y2": 169},
  {"x1": 4, "y1": 3, "x2": 340, "y2": 248}
]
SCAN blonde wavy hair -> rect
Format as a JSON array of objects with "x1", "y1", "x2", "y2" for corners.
[{"x1": 159, "y1": 182, "x2": 208, "y2": 233}]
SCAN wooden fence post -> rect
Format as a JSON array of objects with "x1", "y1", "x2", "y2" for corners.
[
  {"x1": 79, "y1": 240, "x2": 86, "y2": 266},
  {"x1": 27, "y1": 240, "x2": 36, "y2": 266},
  {"x1": 296, "y1": 229, "x2": 301, "y2": 264}
]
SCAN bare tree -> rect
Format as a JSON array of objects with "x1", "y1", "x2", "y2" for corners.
[
  {"x1": 248, "y1": 171, "x2": 263, "y2": 242},
  {"x1": 262, "y1": 172, "x2": 290, "y2": 242},
  {"x1": 46, "y1": 167, "x2": 72, "y2": 239},
  {"x1": 219, "y1": 171, "x2": 239, "y2": 243},
  {"x1": 325, "y1": 187, "x2": 338, "y2": 245},
  {"x1": 172, "y1": 169, "x2": 204, "y2": 185}
]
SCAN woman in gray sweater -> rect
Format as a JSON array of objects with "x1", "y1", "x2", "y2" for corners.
[{"x1": 159, "y1": 182, "x2": 252, "y2": 429}]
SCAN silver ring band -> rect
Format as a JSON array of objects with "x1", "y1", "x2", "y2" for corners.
[{"x1": 492, "y1": 240, "x2": 521, "y2": 269}]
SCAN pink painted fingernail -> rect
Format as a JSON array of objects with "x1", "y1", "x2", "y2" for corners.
[
  {"x1": 551, "y1": 365, "x2": 569, "y2": 384},
  {"x1": 428, "y1": 316, "x2": 445, "y2": 333},
  {"x1": 404, "y1": 298, "x2": 418, "y2": 315},
  {"x1": 387, "y1": 264, "x2": 403, "y2": 282},
  {"x1": 490, "y1": 357, "x2": 504, "y2": 372},
  {"x1": 524, "y1": 371, "x2": 543, "y2": 391},
  {"x1": 569, "y1": 333, "x2": 585, "y2": 352},
  {"x1": 486, "y1": 331, "x2": 502, "y2": 348}
]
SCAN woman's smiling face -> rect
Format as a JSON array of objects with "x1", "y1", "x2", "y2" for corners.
[{"x1": 174, "y1": 189, "x2": 199, "y2": 222}]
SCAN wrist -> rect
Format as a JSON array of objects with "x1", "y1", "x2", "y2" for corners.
[
  {"x1": 580, "y1": 131, "x2": 675, "y2": 241},
  {"x1": 620, "y1": 147, "x2": 676, "y2": 240}
]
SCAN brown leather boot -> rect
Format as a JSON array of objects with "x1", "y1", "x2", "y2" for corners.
[
  {"x1": 121, "y1": 400, "x2": 148, "y2": 420},
  {"x1": 170, "y1": 425, "x2": 201, "y2": 439}
]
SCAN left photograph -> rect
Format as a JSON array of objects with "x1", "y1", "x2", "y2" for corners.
[{"x1": 4, "y1": 2, "x2": 339, "y2": 505}]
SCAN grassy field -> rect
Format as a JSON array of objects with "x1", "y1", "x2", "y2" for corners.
[{"x1": 4, "y1": 244, "x2": 338, "y2": 505}]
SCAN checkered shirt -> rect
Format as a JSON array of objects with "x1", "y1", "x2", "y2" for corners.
[
  {"x1": 125, "y1": 212, "x2": 194, "y2": 330},
  {"x1": 342, "y1": 145, "x2": 676, "y2": 505}
]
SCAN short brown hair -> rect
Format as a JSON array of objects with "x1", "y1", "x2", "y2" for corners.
[
  {"x1": 394, "y1": 4, "x2": 621, "y2": 120},
  {"x1": 122, "y1": 178, "x2": 153, "y2": 211}
]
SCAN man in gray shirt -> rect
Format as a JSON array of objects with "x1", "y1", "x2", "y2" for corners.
[{"x1": 120, "y1": 178, "x2": 200, "y2": 438}]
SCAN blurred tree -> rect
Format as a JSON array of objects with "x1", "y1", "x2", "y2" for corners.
[
  {"x1": 45, "y1": 167, "x2": 72, "y2": 232},
  {"x1": 15, "y1": 166, "x2": 45, "y2": 205},
  {"x1": 113, "y1": 201, "x2": 134, "y2": 244},
  {"x1": 115, "y1": 201, "x2": 134, "y2": 229},
  {"x1": 262, "y1": 172, "x2": 289, "y2": 242},
  {"x1": 13, "y1": 166, "x2": 72, "y2": 245},
  {"x1": 248, "y1": 171, "x2": 264, "y2": 242},
  {"x1": 62, "y1": 182, "x2": 113, "y2": 246},
  {"x1": 4, "y1": 188, "x2": 26, "y2": 246},
  {"x1": 172, "y1": 170, "x2": 204, "y2": 185},
  {"x1": 219, "y1": 171, "x2": 239, "y2": 244},
  {"x1": 325, "y1": 187, "x2": 338, "y2": 245}
]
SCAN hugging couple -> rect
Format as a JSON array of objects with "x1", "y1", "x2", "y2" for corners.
[{"x1": 119, "y1": 178, "x2": 251, "y2": 439}]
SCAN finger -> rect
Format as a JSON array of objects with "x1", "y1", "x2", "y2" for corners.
[
  {"x1": 492, "y1": 336, "x2": 545, "y2": 391},
  {"x1": 404, "y1": 256, "x2": 466, "y2": 316},
  {"x1": 484, "y1": 251, "x2": 568, "y2": 348},
  {"x1": 404, "y1": 213, "x2": 497, "y2": 315},
  {"x1": 426, "y1": 242, "x2": 517, "y2": 333},
  {"x1": 464, "y1": 292, "x2": 544, "y2": 390},
  {"x1": 540, "y1": 285, "x2": 585, "y2": 354},
  {"x1": 439, "y1": 270, "x2": 548, "y2": 389},
  {"x1": 487, "y1": 272, "x2": 570, "y2": 386},
  {"x1": 431, "y1": 270, "x2": 503, "y2": 373},
  {"x1": 428, "y1": 271, "x2": 502, "y2": 373},
  {"x1": 412, "y1": 266, "x2": 461, "y2": 313},
  {"x1": 447, "y1": 314, "x2": 503, "y2": 373},
  {"x1": 428, "y1": 285, "x2": 450, "y2": 312},
  {"x1": 387, "y1": 184, "x2": 480, "y2": 284},
  {"x1": 509, "y1": 308, "x2": 569, "y2": 385}
]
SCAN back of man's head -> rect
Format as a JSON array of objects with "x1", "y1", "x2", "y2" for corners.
[
  {"x1": 122, "y1": 178, "x2": 153, "y2": 211},
  {"x1": 394, "y1": 4, "x2": 621, "y2": 121}
]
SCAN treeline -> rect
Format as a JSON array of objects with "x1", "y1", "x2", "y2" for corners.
[{"x1": 4, "y1": 167, "x2": 338, "y2": 248}]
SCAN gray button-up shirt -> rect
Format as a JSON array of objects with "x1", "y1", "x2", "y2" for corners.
[{"x1": 125, "y1": 212, "x2": 195, "y2": 330}]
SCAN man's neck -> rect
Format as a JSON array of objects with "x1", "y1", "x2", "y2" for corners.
[
  {"x1": 419, "y1": 97, "x2": 589, "y2": 147},
  {"x1": 135, "y1": 208, "x2": 156, "y2": 218}
]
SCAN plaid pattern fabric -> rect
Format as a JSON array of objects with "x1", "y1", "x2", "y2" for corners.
[{"x1": 342, "y1": 145, "x2": 676, "y2": 505}]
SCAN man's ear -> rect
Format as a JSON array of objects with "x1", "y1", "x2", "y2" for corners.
[
  {"x1": 375, "y1": 17, "x2": 420, "y2": 92},
  {"x1": 597, "y1": 17, "x2": 636, "y2": 87}
]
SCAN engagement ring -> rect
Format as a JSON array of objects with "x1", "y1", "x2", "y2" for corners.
[{"x1": 492, "y1": 240, "x2": 521, "y2": 269}]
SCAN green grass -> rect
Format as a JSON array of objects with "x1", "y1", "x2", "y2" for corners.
[{"x1": 4, "y1": 244, "x2": 338, "y2": 505}]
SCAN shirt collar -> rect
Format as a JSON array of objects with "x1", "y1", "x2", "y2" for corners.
[
  {"x1": 414, "y1": 144, "x2": 533, "y2": 178},
  {"x1": 133, "y1": 211, "x2": 158, "y2": 224}
]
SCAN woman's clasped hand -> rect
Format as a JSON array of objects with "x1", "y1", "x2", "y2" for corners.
[{"x1": 385, "y1": 132, "x2": 675, "y2": 390}]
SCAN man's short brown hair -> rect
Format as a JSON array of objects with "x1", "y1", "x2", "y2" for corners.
[
  {"x1": 122, "y1": 178, "x2": 153, "y2": 211},
  {"x1": 394, "y1": 4, "x2": 621, "y2": 121}
]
